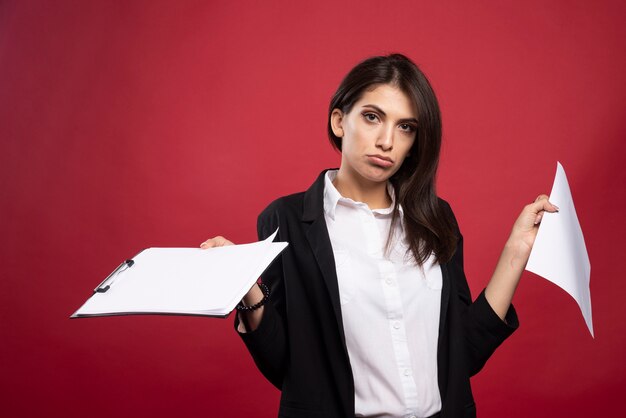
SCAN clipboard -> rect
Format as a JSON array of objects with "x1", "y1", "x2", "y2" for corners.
[{"x1": 71, "y1": 229, "x2": 287, "y2": 318}]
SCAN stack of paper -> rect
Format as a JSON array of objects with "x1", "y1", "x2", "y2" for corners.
[{"x1": 72, "y1": 229, "x2": 287, "y2": 318}]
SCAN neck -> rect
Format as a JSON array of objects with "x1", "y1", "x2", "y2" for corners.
[{"x1": 333, "y1": 167, "x2": 392, "y2": 210}]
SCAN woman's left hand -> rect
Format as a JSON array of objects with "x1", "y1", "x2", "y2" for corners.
[
  {"x1": 508, "y1": 194, "x2": 559, "y2": 257},
  {"x1": 485, "y1": 194, "x2": 559, "y2": 319}
]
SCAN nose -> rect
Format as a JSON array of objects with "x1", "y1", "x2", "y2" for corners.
[{"x1": 376, "y1": 125, "x2": 394, "y2": 151}]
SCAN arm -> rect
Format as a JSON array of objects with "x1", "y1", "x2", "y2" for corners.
[
  {"x1": 485, "y1": 195, "x2": 559, "y2": 320},
  {"x1": 445, "y1": 224, "x2": 520, "y2": 376},
  {"x1": 441, "y1": 197, "x2": 556, "y2": 376},
  {"x1": 201, "y1": 205, "x2": 288, "y2": 388},
  {"x1": 236, "y1": 207, "x2": 288, "y2": 388}
]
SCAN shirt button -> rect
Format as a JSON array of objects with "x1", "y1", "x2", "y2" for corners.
[
  {"x1": 409, "y1": 415, "x2": 417, "y2": 418},
  {"x1": 393, "y1": 321, "x2": 401, "y2": 329},
  {"x1": 385, "y1": 277, "x2": 393, "y2": 285},
  {"x1": 404, "y1": 368, "x2": 411, "y2": 376}
]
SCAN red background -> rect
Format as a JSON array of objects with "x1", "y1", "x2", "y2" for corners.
[{"x1": 1, "y1": 1, "x2": 625, "y2": 417}]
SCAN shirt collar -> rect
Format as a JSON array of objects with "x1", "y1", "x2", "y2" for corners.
[{"x1": 323, "y1": 169, "x2": 402, "y2": 221}]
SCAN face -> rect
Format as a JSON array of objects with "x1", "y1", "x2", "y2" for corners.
[{"x1": 330, "y1": 83, "x2": 417, "y2": 185}]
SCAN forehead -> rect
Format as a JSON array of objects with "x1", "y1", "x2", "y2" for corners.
[{"x1": 354, "y1": 83, "x2": 418, "y2": 118}]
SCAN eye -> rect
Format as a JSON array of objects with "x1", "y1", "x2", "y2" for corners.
[
  {"x1": 362, "y1": 112, "x2": 380, "y2": 123},
  {"x1": 399, "y1": 123, "x2": 417, "y2": 133}
]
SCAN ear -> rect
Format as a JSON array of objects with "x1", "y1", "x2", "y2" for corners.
[{"x1": 330, "y1": 108, "x2": 344, "y2": 138}]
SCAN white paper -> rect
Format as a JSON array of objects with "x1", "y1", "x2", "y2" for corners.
[
  {"x1": 526, "y1": 162, "x2": 593, "y2": 337},
  {"x1": 72, "y1": 229, "x2": 287, "y2": 318}
]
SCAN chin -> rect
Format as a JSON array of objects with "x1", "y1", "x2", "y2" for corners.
[{"x1": 359, "y1": 164, "x2": 396, "y2": 183}]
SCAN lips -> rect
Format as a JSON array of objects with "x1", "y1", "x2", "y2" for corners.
[{"x1": 367, "y1": 154, "x2": 394, "y2": 168}]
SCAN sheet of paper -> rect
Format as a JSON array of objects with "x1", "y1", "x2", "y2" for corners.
[
  {"x1": 72, "y1": 228, "x2": 287, "y2": 318},
  {"x1": 526, "y1": 162, "x2": 593, "y2": 337}
]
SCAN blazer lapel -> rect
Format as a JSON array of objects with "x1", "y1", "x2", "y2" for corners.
[
  {"x1": 302, "y1": 169, "x2": 348, "y2": 349},
  {"x1": 299, "y1": 169, "x2": 453, "y2": 357}
]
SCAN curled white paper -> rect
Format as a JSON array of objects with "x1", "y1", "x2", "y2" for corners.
[{"x1": 525, "y1": 162, "x2": 593, "y2": 337}]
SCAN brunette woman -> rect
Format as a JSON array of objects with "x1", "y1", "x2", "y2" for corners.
[{"x1": 201, "y1": 54, "x2": 557, "y2": 418}]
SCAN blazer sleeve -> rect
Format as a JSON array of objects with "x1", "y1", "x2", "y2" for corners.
[
  {"x1": 443, "y1": 200, "x2": 520, "y2": 376},
  {"x1": 233, "y1": 202, "x2": 288, "y2": 389}
]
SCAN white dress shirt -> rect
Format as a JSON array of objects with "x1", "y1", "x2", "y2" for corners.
[{"x1": 323, "y1": 170, "x2": 442, "y2": 418}]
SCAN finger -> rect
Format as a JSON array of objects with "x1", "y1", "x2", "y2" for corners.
[
  {"x1": 531, "y1": 198, "x2": 560, "y2": 226},
  {"x1": 531, "y1": 196, "x2": 559, "y2": 214},
  {"x1": 200, "y1": 239, "x2": 215, "y2": 249},
  {"x1": 200, "y1": 236, "x2": 233, "y2": 249},
  {"x1": 200, "y1": 236, "x2": 222, "y2": 249}
]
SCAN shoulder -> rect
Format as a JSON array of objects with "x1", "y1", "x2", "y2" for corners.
[
  {"x1": 437, "y1": 197, "x2": 452, "y2": 212},
  {"x1": 437, "y1": 196, "x2": 462, "y2": 239},
  {"x1": 437, "y1": 197, "x2": 456, "y2": 221},
  {"x1": 259, "y1": 192, "x2": 305, "y2": 220},
  {"x1": 257, "y1": 192, "x2": 306, "y2": 237},
  {"x1": 258, "y1": 169, "x2": 330, "y2": 226}
]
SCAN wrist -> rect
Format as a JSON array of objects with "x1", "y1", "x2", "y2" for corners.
[
  {"x1": 237, "y1": 283, "x2": 269, "y2": 311},
  {"x1": 242, "y1": 283, "x2": 264, "y2": 306},
  {"x1": 503, "y1": 235, "x2": 531, "y2": 270}
]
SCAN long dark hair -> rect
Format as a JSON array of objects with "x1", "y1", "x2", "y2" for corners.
[{"x1": 327, "y1": 53, "x2": 458, "y2": 265}]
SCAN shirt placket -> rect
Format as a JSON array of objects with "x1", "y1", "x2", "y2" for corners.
[{"x1": 364, "y1": 208, "x2": 419, "y2": 416}]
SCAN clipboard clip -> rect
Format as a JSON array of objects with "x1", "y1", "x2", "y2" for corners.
[{"x1": 94, "y1": 259, "x2": 135, "y2": 293}]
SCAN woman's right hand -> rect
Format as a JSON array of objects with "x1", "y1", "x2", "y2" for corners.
[
  {"x1": 199, "y1": 235, "x2": 265, "y2": 332},
  {"x1": 200, "y1": 235, "x2": 234, "y2": 249}
]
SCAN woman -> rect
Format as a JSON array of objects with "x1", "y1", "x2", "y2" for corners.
[{"x1": 201, "y1": 54, "x2": 557, "y2": 418}]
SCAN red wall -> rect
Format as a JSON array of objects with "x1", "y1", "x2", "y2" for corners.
[{"x1": 1, "y1": 1, "x2": 625, "y2": 416}]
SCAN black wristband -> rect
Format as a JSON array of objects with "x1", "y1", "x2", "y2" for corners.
[{"x1": 235, "y1": 282, "x2": 270, "y2": 312}]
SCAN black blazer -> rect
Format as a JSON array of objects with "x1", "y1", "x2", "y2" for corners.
[{"x1": 236, "y1": 169, "x2": 519, "y2": 418}]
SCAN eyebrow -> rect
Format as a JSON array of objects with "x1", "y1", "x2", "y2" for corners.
[{"x1": 361, "y1": 104, "x2": 418, "y2": 125}]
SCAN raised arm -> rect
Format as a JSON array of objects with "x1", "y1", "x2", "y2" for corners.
[{"x1": 485, "y1": 195, "x2": 559, "y2": 320}]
